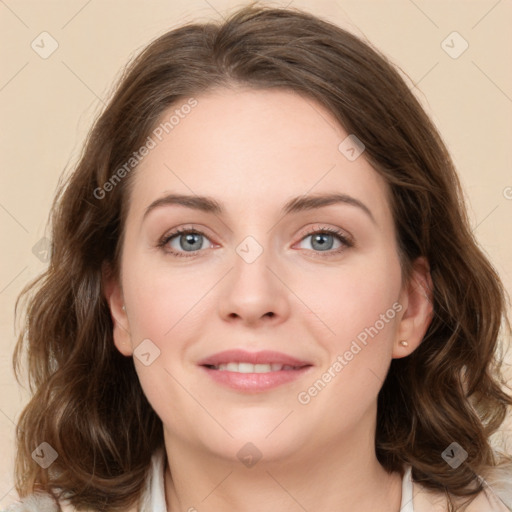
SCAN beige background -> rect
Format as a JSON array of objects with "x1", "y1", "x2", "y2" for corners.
[{"x1": 1, "y1": 0, "x2": 511, "y2": 503}]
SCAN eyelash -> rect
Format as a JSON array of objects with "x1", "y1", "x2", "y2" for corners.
[{"x1": 157, "y1": 225, "x2": 354, "y2": 258}]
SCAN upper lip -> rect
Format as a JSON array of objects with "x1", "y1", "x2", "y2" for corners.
[{"x1": 198, "y1": 349, "x2": 312, "y2": 367}]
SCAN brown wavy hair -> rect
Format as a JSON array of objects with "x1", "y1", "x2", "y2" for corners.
[{"x1": 13, "y1": 3, "x2": 512, "y2": 511}]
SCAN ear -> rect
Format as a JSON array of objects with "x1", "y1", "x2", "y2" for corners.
[
  {"x1": 102, "y1": 262, "x2": 133, "y2": 357},
  {"x1": 393, "y1": 256, "x2": 434, "y2": 359}
]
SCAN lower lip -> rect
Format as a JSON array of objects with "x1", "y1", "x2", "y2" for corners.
[{"x1": 200, "y1": 365, "x2": 312, "y2": 392}]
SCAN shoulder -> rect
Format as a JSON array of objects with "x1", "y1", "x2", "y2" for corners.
[
  {"x1": 0, "y1": 492, "x2": 61, "y2": 512},
  {"x1": 411, "y1": 465, "x2": 512, "y2": 512},
  {"x1": 0, "y1": 493, "x2": 138, "y2": 512},
  {"x1": 1, "y1": 449, "x2": 165, "y2": 512},
  {"x1": 0, "y1": 493, "x2": 125, "y2": 512},
  {"x1": 475, "y1": 463, "x2": 512, "y2": 511}
]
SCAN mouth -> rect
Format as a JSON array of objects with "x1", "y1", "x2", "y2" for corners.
[
  {"x1": 203, "y1": 362, "x2": 307, "y2": 373},
  {"x1": 198, "y1": 350, "x2": 313, "y2": 392}
]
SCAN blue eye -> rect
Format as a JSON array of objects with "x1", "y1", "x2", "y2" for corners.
[
  {"x1": 298, "y1": 228, "x2": 350, "y2": 252},
  {"x1": 158, "y1": 228, "x2": 211, "y2": 257},
  {"x1": 157, "y1": 225, "x2": 353, "y2": 258}
]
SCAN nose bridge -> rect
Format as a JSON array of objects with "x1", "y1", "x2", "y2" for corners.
[
  {"x1": 232, "y1": 231, "x2": 276, "y2": 294},
  {"x1": 218, "y1": 230, "x2": 289, "y2": 323}
]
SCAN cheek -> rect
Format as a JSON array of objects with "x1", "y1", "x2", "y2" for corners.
[
  {"x1": 122, "y1": 252, "x2": 207, "y2": 344},
  {"x1": 120, "y1": 254, "x2": 209, "y2": 418},
  {"x1": 304, "y1": 258, "x2": 402, "y2": 407},
  {"x1": 304, "y1": 254, "x2": 402, "y2": 352},
  {"x1": 134, "y1": 361, "x2": 198, "y2": 443}
]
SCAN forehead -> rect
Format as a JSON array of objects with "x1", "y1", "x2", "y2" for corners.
[{"x1": 127, "y1": 87, "x2": 392, "y2": 224}]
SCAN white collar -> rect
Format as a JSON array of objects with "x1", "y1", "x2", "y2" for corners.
[
  {"x1": 141, "y1": 447, "x2": 167, "y2": 512},
  {"x1": 401, "y1": 464, "x2": 415, "y2": 511},
  {"x1": 144, "y1": 449, "x2": 414, "y2": 512}
]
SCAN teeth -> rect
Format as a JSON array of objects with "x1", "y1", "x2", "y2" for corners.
[
  {"x1": 212, "y1": 362, "x2": 297, "y2": 373},
  {"x1": 239, "y1": 362, "x2": 255, "y2": 373}
]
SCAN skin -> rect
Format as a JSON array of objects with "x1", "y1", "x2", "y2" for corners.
[{"x1": 104, "y1": 87, "x2": 433, "y2": 512}]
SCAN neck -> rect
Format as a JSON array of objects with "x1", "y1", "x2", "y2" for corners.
[{"x1": 163, "y1": 416, "x2": 403, "y2": 512}]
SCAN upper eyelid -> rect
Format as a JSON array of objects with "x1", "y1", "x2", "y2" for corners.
[
  {"x1": 160, "y1": 225, "x2": 214, "y2": 243},
  {"x1": 160, "y1": 224, "x2": 352, "y2": 249},
  {"x1": 302, "y1": 225, "x2": 353, "y2": 241}
]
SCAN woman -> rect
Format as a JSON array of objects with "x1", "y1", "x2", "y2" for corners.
[{"x1": 5, "y1": 4, "x2": 512, "y2": 512}]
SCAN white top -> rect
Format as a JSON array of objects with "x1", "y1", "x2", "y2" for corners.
[
  {"x1": 144, "y1": 449, "x2": 416, "y2": 512},
  {"x1": 146, "y1": 447, "x2": 167, "y2": 512},
  {"x1": 401, "y1": 464, "x2": 415, "y2": 511},
  {"x1": 5, "y1": 449, "x2": 510, "y2": 511}
]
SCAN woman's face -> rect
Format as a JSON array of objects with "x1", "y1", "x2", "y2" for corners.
[{"x1": 107, "y1": 87, "x2": 431, "y2": 464}]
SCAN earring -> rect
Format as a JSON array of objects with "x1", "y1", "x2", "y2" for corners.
[
  {"x1": 122, "y1": 305, "x2": 126, "y2": 311},
  {"x1": 399, "y1": 340, "x2": 408, "y2": 347}
]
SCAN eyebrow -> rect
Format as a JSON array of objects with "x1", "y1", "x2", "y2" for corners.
[{"x1": 143, "y1": 192, "x2": 375, "y2": 224}]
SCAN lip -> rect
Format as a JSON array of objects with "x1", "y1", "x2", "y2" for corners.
[
  {"x1": 198, "y1": 349, "x2": 311, "y2": 367},
  {"x1": 198, "y1": 349, "x2": 313, "y2": 392}
]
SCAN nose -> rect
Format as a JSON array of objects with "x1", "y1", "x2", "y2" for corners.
[{"x1": 217, "y1": 243, "x2": 291, "y2": 327}]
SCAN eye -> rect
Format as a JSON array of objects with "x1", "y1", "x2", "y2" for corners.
[
  {"x1": 157, "y1": 227, "x2": 212, "y2": 257},
  {"x1": 296, "y1": 226, "x2": 353, "y2": 256},
  {"x1": 157, "y1": 225, "x2": 354, "y2": 258}
]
